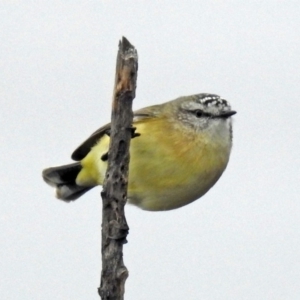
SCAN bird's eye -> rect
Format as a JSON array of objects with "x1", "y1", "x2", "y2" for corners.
[{"x1": 194, "y1": 110, "x2": 203, "y2": 118}]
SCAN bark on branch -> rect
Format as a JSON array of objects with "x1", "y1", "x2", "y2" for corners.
[{"x1": 98, "y1": 37, "x2": 138, "y2": 300}]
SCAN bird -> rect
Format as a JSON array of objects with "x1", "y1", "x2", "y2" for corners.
[{"x1": 42, "y1": 93, "x2": 236, "y2": 211}]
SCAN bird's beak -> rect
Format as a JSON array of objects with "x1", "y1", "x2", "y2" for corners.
[{"x1": 219, "y1": 110, "x2": 237, "y2": 119}]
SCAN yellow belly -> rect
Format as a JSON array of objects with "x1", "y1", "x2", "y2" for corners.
[{"x1": 77, "y1": 117, "x2": 230, "y2": 211}]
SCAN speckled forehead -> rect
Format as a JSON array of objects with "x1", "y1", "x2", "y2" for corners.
[
  {"x1": 180, "y1": 94, "x2": 231, "y2": 111},
  {"x1": 199, "y1": 95, "x2": 223, "y2": 105}
]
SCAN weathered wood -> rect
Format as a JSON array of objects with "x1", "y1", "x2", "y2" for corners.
[{"x1": 98, "y1": 37, "x2": 138, "y2": 300}]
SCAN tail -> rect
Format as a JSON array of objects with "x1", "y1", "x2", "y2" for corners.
[{"x1": 42, "y1": 162, "x2": 94, "y2": 202}]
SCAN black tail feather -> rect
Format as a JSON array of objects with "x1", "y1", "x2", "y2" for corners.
[
  {"x1": 56, "y1": 184, "x2": 94, "y2": 201},
  {"x1": 42, "y1": 162, "x2": 95, "y2": 202}
]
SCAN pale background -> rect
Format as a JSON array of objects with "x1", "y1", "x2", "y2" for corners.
[{"x1": 1, "y1": 1, "x2": 299, "y2": 299}]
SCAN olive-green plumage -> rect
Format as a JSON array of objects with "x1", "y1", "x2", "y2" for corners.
[{"x1": 42, "y1": 93, "x2": 236, "y2": 211}]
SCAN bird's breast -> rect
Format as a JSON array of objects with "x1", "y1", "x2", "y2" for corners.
[{"x1": 127, "y1": 118, "x2": 231, "y2": 210}]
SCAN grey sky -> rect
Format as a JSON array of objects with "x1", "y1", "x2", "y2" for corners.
[{"x1": 1, "y1": 1, "x2": 300, "y2": 299}]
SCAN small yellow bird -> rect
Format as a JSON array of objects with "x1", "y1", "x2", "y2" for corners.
[{"x1": 42, "y1": 93, "x2": 236, "y2": 211}]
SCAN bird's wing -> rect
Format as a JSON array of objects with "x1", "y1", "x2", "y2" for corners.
[
  {"x1": 71, "y1": 106, "x2": 159, "y2": 161},
  {"x1": 71, "y1": 122, "x2": 111, "y2": 161}
]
